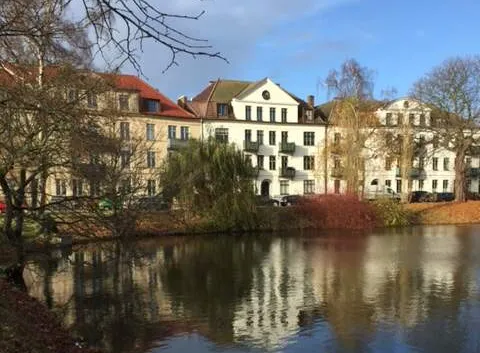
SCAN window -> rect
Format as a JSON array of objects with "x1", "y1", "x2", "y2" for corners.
[
  {"x1": 269, "y1": 156, "x2": 276, "y2": 170},
  {"x1": 385, "y1": 113, "x2": 392, "y2": 126},
  {"x1": 397, "y1": 113, "x2": 404, "y2": 126},
  {"x1": 304, "y1": 132, "x2": 315, "y2": 146},
  {"x1": 432, "y1": 179, "x2": 438, "y2": 191},
  {"x1": 120, "y1": 178, "x2": 131, "y2": 194},
  {"x1": 257, "y1": 130, "x2": 264, "y2": 145},
  {"x1": 419, "y1": 180, "x2": 424, "y2": 191},
  {"x1": 257, "y1": 155, "x2": 264, "y2": 169},
  {"x1": 55, "y1": 179, "x2": 66, "y2": 196},
  {"x1": 89, "y1": 181, "x2": 100, "y2": 197},
  {"x1": 334, "y1": 157, "x2": 341, "y2": 169},
  {"x1": 443, "y1": 158, "x2": 449, "y2": 171},
  {"x1": 404, "y1": 100, "x2": 410, "y2": 108},
  {"x1": 432, "y1": 157, "x2": 438, "y2": 171},
  {"x1": 419, "y1": 157, "x2": 425, "y2": 168},
  {"x1": 119, "y1": 94, "x2": 129, "y2": 110},
  {"x1": 396, "y1": 179, "x2": 402, "y2": 194},
  {"x1": 334, "y1": 132, "x2": 341, "y2": 145},
  {"x1": 433, "y1": 135, "x2": 439, "y2": 149},
  {"x1": 146, "y1": 123, "x2": 155, "y2": 141},
  {"x1": 467, "y1": 179, "x2": 472, "y2": 192},
  {"x1": 147, "y1": 180, "x2": 156, "y2": 196},
  {"x1": 217, "y1": 103, "x2": 228, "y2": 116},
  {"x1": 306, "y1": 110, "x2": 313, "y2": 120},
  {"x1": 245, "y1": 129, "x2": 252, "y2": 142},
  {"x1": 87, "y1": 92, "x2": 97, "y2": 108},
  {"x1": 120, "y1": 151, "x2": 130, "y2": 168},
  {"x1": 443, "y1": 180, "x2": 449, "y2": 192},
  {"x1": 67, "y1": 89, "x2": 78, "y2": 103},
  {"x1": 180, "y1": 126, "x2": 189, "y2": 140},
  {"x1": 466, "y1": 157, "x2": 472, "y2": 167},
  {"x1": 281, "y1": 131, "x2": 288, "y2": 143},
  {"x1": 304, "y1": 156, "x2": 315, "y2": 170},
  {"x1": 245, "y1": 105, "x2": 252, "y2": 121},
  {"x1": 269, "y1": 131, "x2": 276, "y2": 146},
  {"x1": 270, "y1": 107, "x2": 276, "y2": 122},
  {"x1": 385, "y1": 157, "x2": 392, "y2": 171},
  {"x1": 215, "y1": 128, "x2": 229, "y2": 143},
  {"x1": 144, "y1": 99, "x2": 159, "y2": 113},
  {"x1": 72, "y1": 179, "x2": 83, "y2": 197},
  {"x1": 281, "y1": 108, "x2": 287, "y2": 123},
  {"x1": 385, "y1": 132, "x2": 393, "y2": 145},
  {"x1": 385, "y1": 179, "x2": 391, "y2": 187},
  {"x1": 120, "y1": 122, "x2": 130, "y2": 141},
  {"x1": 147, "y1": 151, "x2": 156, "y2": 168},
  {"x1": 257, "y1": 106, "x2": 263, "y2": 121},
  {"x1": 245, "y1": 155, "x2": 252, "y2": 166},
  {"x1": 420, "y1": 114, "x2": 426, "y2": 127},
  {"x1": 281, "y1": 156, "x2": 288, "y2": 169},
  {"x1": 409, "y1": 113, "x2": 415, "y2": 126},
  {"x1": 304, "y1": 180, "x2": 315, "y2": 194},
  {"x1": 280, "y1": 180, "x2": 289, "y2": 195},
  {"x1": 168, "y1": 125, "x2": 176, "y2": 139}
]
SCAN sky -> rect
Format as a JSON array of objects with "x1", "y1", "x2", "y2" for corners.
[{"x1": 117, "y1": 0, "x2": 480, "y2": 105}]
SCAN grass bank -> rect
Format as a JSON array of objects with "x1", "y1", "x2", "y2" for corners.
[{"x1": 406, "y1": 200, "x2": 480, "y2": 225}]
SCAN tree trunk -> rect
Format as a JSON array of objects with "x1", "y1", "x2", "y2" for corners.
[{"x1": 454, "y1": 149, "x2": 467, "y2": 202}]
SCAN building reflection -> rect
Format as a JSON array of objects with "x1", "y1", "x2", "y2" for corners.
[{"x1": 23, "y1": 226, "x2": 480, "y2": 353}]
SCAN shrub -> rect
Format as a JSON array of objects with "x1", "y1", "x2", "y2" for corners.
[
  {"x1": 296, "y1": 194, "x2": 378, "y2": 230},
  {"x1": 372, "y1": 198, "x2": 411, "y2": 227}
]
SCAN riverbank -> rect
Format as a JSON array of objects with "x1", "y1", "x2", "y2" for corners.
[
  {"x1": 0, "y1": 279, "x2": 101, "y2": 353},
  {"x1": 406, "y1": 200, "x2": 480, "y2": 225}
]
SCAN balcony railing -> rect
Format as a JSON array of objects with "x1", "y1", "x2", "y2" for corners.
[
  {"x1": 279, "y1": 142, "x2": 296, "y2": 154},
  {"x1": 243, "y1": 140, "x2": 259, "y2": 153},
  {"x1": 466, "y1": 167, "x2": 480, "y2": 178},
  {"x1": 167, "y1": 138, "x2": 189, "y2": 150},
  {"x1": 395, "y1": 167, "x2": 426, "y2": 179},
  {"x1": 330, "y1": 166, "x2": 344, "y2": 179},
  {"x1": 280, "y1": 167, "x2": 296, "y2": 179}
]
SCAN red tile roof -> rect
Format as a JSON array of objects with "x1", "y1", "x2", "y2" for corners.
[{"x1": 102, "y1": 74, "x2": 195, "y2": 119}]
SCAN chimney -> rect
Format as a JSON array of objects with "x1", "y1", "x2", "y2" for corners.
[
  {"x1": 177, "y1": 95, "x2": 188, "y2": 108},
  {"x1": 307, "y1": 95, "x2": 314, "y2": 107}
]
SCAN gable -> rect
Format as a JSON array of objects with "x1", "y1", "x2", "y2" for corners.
[
  {"x1": 233, "y1": 79, "x2": 298, "y2": 105},
  {"x1": 382, "y1": 98, "x2": 431, "y2": 112}
]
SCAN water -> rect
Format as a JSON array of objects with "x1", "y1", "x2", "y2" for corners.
[{"x1": 23, "y1": 225, "x2": 480, "y2": 353}]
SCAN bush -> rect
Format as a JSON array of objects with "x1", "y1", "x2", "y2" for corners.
[
  {"x1": 296, "y1": 194, "x2": 377, "y2": 230},
  {"x1": 372, "y1": 198, "x2": 411, "y2": 227}
]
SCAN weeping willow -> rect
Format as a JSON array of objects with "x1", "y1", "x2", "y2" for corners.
[{"x1": 160, "y1": 138, "x2": 257, "y2": 231}]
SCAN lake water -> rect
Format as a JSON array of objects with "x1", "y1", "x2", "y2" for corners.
[{"x1": 24, "y1": 225, "x2": 480, "y2": 353}]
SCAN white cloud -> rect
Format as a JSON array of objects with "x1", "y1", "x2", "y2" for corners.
[{"x1": 119, "y1": 0, "x2": 356, "y2": 99}]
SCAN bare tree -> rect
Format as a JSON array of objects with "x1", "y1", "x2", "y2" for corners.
[
  {"x1": 411, "y1": 56, "x2": 480, "y2": 202},
  {"x1": 323, "y1": 59, "x2": 380, "y2": 195}
]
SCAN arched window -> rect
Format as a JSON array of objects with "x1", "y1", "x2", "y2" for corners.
[{"x1": 371, "y1": 179, "x2": 379, "y2": 186}]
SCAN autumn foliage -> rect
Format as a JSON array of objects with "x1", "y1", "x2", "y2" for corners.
[{"x1": 296, "y1": 194, "x2": 378, "y2": 230}]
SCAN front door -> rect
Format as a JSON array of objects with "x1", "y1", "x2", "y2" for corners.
[{"x1": 260, "y1": 180, "x2": 270, "y2": 197}]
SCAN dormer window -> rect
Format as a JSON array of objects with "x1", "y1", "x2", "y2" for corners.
[
  {"x1": 144, "y1": 99, "x2": 160, "y2": 113},
  {"x1": 306, "y1": 110, "x2": 313, "y2": 121},
  {"x1": 119, "y1": 94, "x2": 129, "y2": 111},
  {"x1": 67, "y1": 89, "x2": 78, "y2": 103},
  {"x1": 403, "y1": 100, "x2": 410, "y2": 108},
  {"x1": 87, "y1": 92, "x2": 97, "y2": 108},
  {"x1": 217, "y1": 103, "x2": 228, "y2": 117}
]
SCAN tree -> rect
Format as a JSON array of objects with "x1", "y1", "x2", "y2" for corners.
[
  {"x1": 160, "y1": 138, "x2": 257, "y2": 232},
  {"x1": 411, "y1": 56, "x2": 480, "y2": 202},
  {"x1": 323, "y1": 59, "x2": 380, "y2": 195}
]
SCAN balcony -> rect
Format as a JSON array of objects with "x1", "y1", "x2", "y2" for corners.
[
  {"x1": 279, "y1": 142, "x2": 296, "y2": 154},
  {"x1": 395, "y1": 167, "x2": 426, "y2": 179},
  {"x1": 167, "y1": 138, "x2": 189, "y2": 150},
  {"x1": 330, "y1": 166, "x2": 344, "y2": 179},
  {"x1": 243, "y1": 140, "x2": 259, "y2": 153},
  {"x1": 280, "y1": 167, "x2": 296, "y2": 179},
  {"x1": 466, "y1": 167, "x2": 480, "y2": 178}
]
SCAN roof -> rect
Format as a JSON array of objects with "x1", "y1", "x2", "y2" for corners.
[
  {"x1": 100, "y1": 73, "x2": 194, "y2": 119},
  {"x1": 316, "y1": 99, "x2": 384, "y2": 123},
  {"x1": 192, "y1": 79, "x2": 252, "y2": 103}
]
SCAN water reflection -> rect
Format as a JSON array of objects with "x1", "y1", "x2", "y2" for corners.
[{"x1": 24, "y1": 226, "x2": 480, "y2": 353}]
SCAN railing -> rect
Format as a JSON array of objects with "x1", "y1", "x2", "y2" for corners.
[
  {"x1": 280, "y1": 167, "x2": 296, "y2": 179},
  {"x1": 466, "y1": 167, "x2": 480, "y2": 178},
  {"x1": 167, "y1": 138, "x2": 189, "y2": 150},
  {"x1": 330, "y1": 166, "x2": 344, "y2": 178},
  {"x1": 243, "y1": 140, "x2": 259, "y2": 153},
  {"x1": 395, "y1": 167, "x2": 426, "y2": 179},
  {"x1": 278, "y1": 142, "x2": 296, "y2": 154}
]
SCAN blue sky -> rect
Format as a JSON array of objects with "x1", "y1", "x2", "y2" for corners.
[{"x1": 126, "y1": 0, "x2": 480, "y2": 104}]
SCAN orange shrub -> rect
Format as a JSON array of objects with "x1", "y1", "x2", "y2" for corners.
[{"x1": 295, "y1": 194, "x2": 378, "y2": 230}]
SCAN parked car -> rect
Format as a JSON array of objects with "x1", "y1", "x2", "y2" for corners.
[
  {"x1": 280, "y1": 194, "x2": 302, "y2": 206},
  {"x1": 364, "y1": 185, "x2": 401, "y2": 202},
  {"x1": 409, "y1": 191, "x2": 433, "y2": 203},
  {"x1": 0, "y1": 201, "x2": 6, "y2": 213},
  {"x1": 255, "y1": 195, "x2": 280, "y2": 207},
  {"x1": 433, "y1": 192, "x2": 455, "y2": 202},
  {"x1": 129, "y1": 196, "x2": 170, "y2": 211}
]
